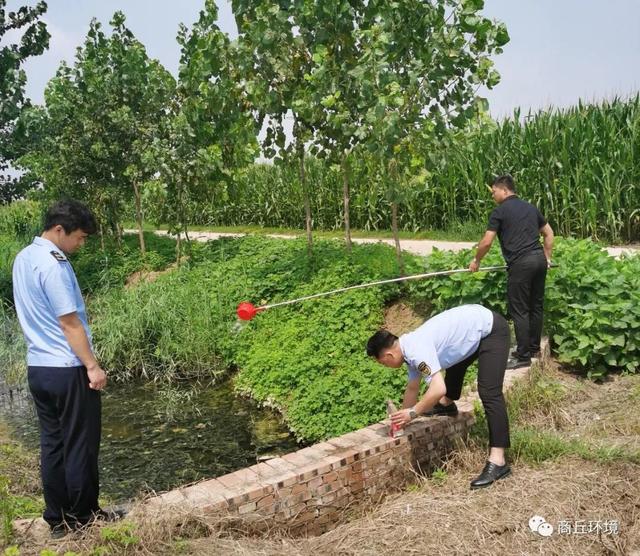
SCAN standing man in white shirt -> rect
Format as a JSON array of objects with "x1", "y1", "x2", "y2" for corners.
[
  {"x1": 366, "y1": 304, "x2": 511, "y2": 489},
  {"x1": 12, "y1": 199, "x2": 119, "y2": 537}
]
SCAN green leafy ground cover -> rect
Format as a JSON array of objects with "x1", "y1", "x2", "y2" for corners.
[
  {"x1": 410, "y1": 238, "x2": 640, "y2": 379},
  {"x1": 1, "y1": 215, "x2": 639, "y2": 441}
]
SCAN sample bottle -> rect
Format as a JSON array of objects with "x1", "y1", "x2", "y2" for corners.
[{"x1": 386, "y1": 399, "x2": 403, "y2": 438}]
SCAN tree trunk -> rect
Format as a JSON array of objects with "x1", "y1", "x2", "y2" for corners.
[
  {"x1": 116, "y1": 222, "x2": 123, "y2": 246},
  {"x1": 298, "y1": 142, "x2": 313, "y2": 257},
  {"x1": 133, "y1": 181, "x2": 146, "y2": 255},
  {"x1": 342, "y1": 155, "x2": 352, "y2": 253},
  {"x1": 176, "y1": 231, "x2": 182, "y2": 268},
  {"x1": 391, "y1": 200, "x2": 404, "y2": 275},
  {"x1": 99, "y1": 222, "x2": 105, "y2": 252}
]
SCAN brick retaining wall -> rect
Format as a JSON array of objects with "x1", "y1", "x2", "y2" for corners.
[
  {"x1": 145, "y1": 409, "x2": 476, "y2": 536},
  {"x1": 141, "y1": 341, "x2": 547, "y2": 536}
]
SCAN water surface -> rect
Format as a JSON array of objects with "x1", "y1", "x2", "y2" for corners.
[{"x1": 0, "y1": 378, "x2": 299, "y2": 501}]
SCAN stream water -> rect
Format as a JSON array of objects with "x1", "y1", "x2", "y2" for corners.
[{"x1": 0, "y1": 378, "x2": 299, "y2": 502}]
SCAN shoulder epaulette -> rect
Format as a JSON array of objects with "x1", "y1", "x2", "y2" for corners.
[{"x1": 50, "y1": 250, "x2": 67, "y2": 262}]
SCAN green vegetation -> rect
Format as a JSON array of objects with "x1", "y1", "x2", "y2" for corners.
[
  {"x1": 91, "y1": 237, "x2": 410, "y2": 440},
  {"x1": 2, "y1": 222, "x2": 639, "y2": 440},
  {"x1": 0, "y1": 422, "x2": 42, "y2": 546},
  {"x1": 70, "y1": 232, "x2": 177, "y2": 294},
  {"x1": 408, "y1": 238, "x2": 640, "y2": 379},
  {"x1": 471, "y1": 366, "x2": 640, "y2": 466},
  {"x1": 0, "y1": 1, "x2": 49, "y2": 203},
  {"x1": 193, "y1": 96, "x2": 640, "y2": 243}
]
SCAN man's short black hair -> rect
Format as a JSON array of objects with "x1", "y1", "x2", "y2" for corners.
[
  {"x1": 366, "y1": 330, "x2": 398, "y2": 358},
  {"x1": 43, "y1": 199, "x2": 97, "y2": 235},
  {"x1": 492, "y1": 174, "x2": 516, "y2": 192}
]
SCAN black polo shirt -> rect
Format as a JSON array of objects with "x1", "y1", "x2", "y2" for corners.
[{"x1": 487, "y1": 195, "x2": 546, "y2": 265}]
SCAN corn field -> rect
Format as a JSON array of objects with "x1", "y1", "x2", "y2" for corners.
[{"x1": 196, "y1": 96, "x2": 640, "y2": 243}]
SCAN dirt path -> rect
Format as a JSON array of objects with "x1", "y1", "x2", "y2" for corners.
[{"x1": 134, "y1": 229, "x2": 639, "y2": 259}]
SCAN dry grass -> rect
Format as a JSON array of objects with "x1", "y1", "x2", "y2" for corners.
[
  {"x1": 8, "y1": 366, "x2": 640, "y2": 556},
  {"x1": 182, "y1": 454, "x2": 639, "y2": 556}
]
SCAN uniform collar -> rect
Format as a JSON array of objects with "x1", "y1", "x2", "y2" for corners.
[{"x1": 33, "y1": 236, "x2": 67, "y2": 259}]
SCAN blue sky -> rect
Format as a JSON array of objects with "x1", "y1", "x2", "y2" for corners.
[{"x1": 5, "y1": 0, "x2": 640, "y2": 119}]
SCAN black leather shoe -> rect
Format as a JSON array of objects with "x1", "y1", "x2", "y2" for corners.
[
  {"x1": 506, "y1": 356, "x2": 531, "y2": 370},
  {"x1": 50, "y1": 523, "x2": 70, "y2": 539},
  {"x1": 424, "y1": 402, "x2": 458, "y2": 417},
  {"x1": 470, "y1": 461, "x2": 511, "y2": 489}
]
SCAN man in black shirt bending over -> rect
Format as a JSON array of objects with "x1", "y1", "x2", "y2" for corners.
[{"x1": 469, "y1": 175, "x2": 554, "y2": 369}]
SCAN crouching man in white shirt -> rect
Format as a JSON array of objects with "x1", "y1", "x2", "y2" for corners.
[{"x1": 366, "y1": 304, "x2": 511, "y2": 489}]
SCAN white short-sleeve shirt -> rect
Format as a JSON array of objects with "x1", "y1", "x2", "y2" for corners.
[
  {"x1": 399, "y1": 305, "x2": 494, "y2": 384},
  {"x1": 12, "y1": 236, "x2": 92, "y2": 367}
]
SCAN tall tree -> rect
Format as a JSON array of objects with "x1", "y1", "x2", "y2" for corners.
[
  {"x1": 158, "y1": 0, "x2": 259, "y2": 259},
  {"x1": 19, "y1": 12, "x2": 175, "y2": 250},
  {"x1": 305, "y1": 0, "x2": 509, "y2": 267},
  {"x1": 0, "y1": 0, "x2": 49, "y2": 203},
  {"x1": 233, "y1": 0, "x2": 319, "y2": 256}
]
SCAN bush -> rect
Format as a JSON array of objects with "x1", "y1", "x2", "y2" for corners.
[
  {"x1": 0, "y1": 200, "x2": 42, "y2": 241},
  {"x1": 233, "y1": 252, "x2": 408, "y2": 441},
  {"x1": 70, "y1": 232, "x2": 177, "y2": 294},
  {"x1": 545, "y1": 239, "x2": 640, "y2": 378},
  {"x1": 408, "y1": 238, "x2": 640, "y2": 379}
]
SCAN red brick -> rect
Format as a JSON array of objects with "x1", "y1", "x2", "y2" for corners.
[
  {"x1": 256, "y1": 494, "x2": 276, "y2": 509},
  {"x1": 307, "y1": 476, "x2": 324, "y2": 491},
  {"x1": 327, "y1": 436, "x2": 359, "y2": 450},
  {"x1": 263, "y1": 457, "x2": 297, "y2": 475},
  {"x1": 291, "y1": 482, "x2": 308, "y2": 495},
  {"x1": 280, "y1": 503, "x2": 307, "y2": 519},
  {"x1": 323, "y1": 471, "x2": 339, "y2": 484},
  {"x1": 181, "y1": 479, "x2": 228, "y2": 509},
  {"x1": 256, "y1": 501, "x2": 280, "y2": 516},
  {"x1": 159, "y1": 489, "x2": 186, "y2": 505},
  {"x1": 320, "y1": 491, "x2": 337, "y2": 504},
  {"x1": 350, "y1": 480, "x2": 364, "y2": 493},
  {"x1": 292, "y1": 490, "x2": 312, "y2": 504},
  {"x1": 238, "y1": 501, "x2": 257, "y2": 515},
  {"x1": 296, "y1": 443, "x2": 339, "y2": 460},
  {"x1": 227, "y1": 492, "x2": 250, "y2": 507},
  {"x1": 272, "y1": 471, "x2": 298, "y2": 489},
  {"x1": 282, "y1": 451, "x2": 316, "y2": 467},
  {"x1": 331, "y1": 449, "x2": 360, "y2": 469},
  {"x1": 247, "y1": 462, "x2": 282, "y2": 481},
  {"x1": 216, "y1": 468, "x2": 258, "y2": 489},
  {"x1": 275, "y1": 485, "x2": 293, "y2": 498}
]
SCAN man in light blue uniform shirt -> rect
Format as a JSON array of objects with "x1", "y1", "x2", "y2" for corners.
[
  {"x1": 367, "y1": 304, "x2": 511, "y2": 489},
  {"x1": 12, "y1": 199, "x2": 116, "y2": 537}
]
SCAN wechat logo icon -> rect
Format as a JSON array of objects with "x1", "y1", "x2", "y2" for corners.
[{"x1": 529, "y1": 515, "x2": 554, "y2": 537}]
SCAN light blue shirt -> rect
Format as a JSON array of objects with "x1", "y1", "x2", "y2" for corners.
[
  {"x1": 12, "y1": 236, "x2": 92, "y2": 367},
  {"x1": 400, "y1": 305, "x2": 494, "y2": 384}
]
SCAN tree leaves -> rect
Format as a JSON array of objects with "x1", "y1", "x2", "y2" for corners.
[{"x1": 0, "y1": 0, "x2": 49, "y2": 201}]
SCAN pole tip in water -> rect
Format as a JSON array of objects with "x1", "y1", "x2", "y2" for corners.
[{"x1": 237, "y1": 302, "x2": 260, "y2": 321}]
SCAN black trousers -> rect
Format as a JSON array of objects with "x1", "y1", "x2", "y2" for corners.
[
  {"x1": 507, "y1": 251, "x2": 548, "y2": 359},
  {"x1": 28, "y1": 365, "x2": 101, "y2": 528},
  {"x1": 443, "y1": 312, "x2": 510, "y2": 448}
]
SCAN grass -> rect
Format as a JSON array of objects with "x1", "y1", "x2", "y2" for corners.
[
  {"x1": 470, "y1": 363, "x2": 640, "y2": 466},
  {"x1": 0, "y1": 420, "x2": 43, "y2": 546},
  {"x1": 4, "y1": 362, "x2": 640, "y2": 555}
]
